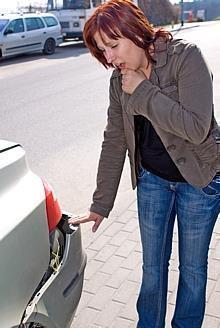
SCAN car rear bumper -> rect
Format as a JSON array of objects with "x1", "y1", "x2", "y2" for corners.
[
  {"x1": 23, "y1": 213, "x2": 87, "y2": 328},
  {"x1": 63, "y1": 31, "x2": 83, "y2": 40}
]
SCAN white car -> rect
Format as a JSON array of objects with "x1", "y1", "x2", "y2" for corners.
[
  {"x1": 0, "y1": 13, "x2": 63, "y2": 58},
  {"x1": 0, "y1": 140, "x2": 86, "y2": 328}
]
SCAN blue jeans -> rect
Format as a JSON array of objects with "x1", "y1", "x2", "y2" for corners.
[{"x1": 136, "y1": 167, "x2": 220, "y2": 328}]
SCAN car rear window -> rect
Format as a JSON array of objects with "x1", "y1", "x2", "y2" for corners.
[
  {"x1": 0, "y1": 19, "x2": 9, "y2": 31},
  {"x1": 43, "y1": 16, "x2": 58, "y2": 27}
]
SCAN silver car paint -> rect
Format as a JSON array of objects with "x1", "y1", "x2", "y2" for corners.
[
  {"x1": 0, "y1": 13, "x2": 63, "y2": 57},
  {"x1": 0, "y1": 141, "x2": 86, "y2": 328}
]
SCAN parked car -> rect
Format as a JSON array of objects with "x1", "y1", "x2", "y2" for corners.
[
  {"x1": 0, "y1": 13, "x2": 63, "y2": 58},
  {"x1": 0, "y1": 140, "x2": 86, "y2": 328}
]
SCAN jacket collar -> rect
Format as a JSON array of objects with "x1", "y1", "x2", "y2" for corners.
[
  {"x1": 152, "y1": 37, "x2": 169, "y2": 68},
  {"x1": 152, "y1": 37, "x2": 186, "y2": 69}
]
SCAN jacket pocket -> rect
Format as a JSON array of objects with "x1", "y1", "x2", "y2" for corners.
[
  {"x1": 191, "y1": 134, "x2": 218, "y2": 166},
  {"x1": 137, "y1": 165, "x2": 146, "y2": 178}
]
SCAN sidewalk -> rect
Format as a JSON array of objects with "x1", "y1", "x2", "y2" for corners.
[{"x1": 72, "y1": 189, "x2": 220, "y2": 328}]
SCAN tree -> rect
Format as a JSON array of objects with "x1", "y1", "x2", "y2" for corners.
[{"x1": 138, "y1": 0, "x2": 175, "y2": 26}]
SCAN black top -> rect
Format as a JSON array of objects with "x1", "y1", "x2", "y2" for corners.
[{"x1": 135, "y1": 115, "x2": 185, "y2": 182}]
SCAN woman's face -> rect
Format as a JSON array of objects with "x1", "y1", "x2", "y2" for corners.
[{"x1": 94, "y1": 30, "x2": 148, "y2": 71}]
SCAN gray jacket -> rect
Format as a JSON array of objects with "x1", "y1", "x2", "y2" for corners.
[{"x1": 90, "y1": 38, "x2": 220, "y2": 217}]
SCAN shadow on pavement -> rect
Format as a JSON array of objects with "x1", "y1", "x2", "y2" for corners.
[{"x1": 0, "y1": 40, "x2": 89, "y2": 67}]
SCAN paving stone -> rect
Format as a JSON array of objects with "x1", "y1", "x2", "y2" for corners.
[
  {"x1": 170, "y1": 255, "x2": 179, "y2": 272},
  {"x1": 128, "y1": 264, "x2": 142, "y2": 284},
  {"x1": 116, "y1": 211, "x2": 136, "y2": 224},
  {"x1": 82, "y1": 233, "x2": 97, "y2": 249},
  {"x1": 119, "y1": 295, "x2": 139, "y2": 322},
  {"x1": 135, "y1": 242, "x2": 142, "y2": 253},
  {"x1": 80, "y1": 222, "x2": 92, "y2": 234},
  {"x1": 109, "y1": 230, "x2": 131, "y2": 247},
  {"x1": 206, "y1": 278, "x2": 216, "y2": 302},
  {"x1": 73, "y1": 307, "x2": 100, "y2": 328},
  {"x1": 122, "y1": 218, "x2": 139, "y2": 233},
  {"x1": 120, "y1": 250, "x2": 142, "y2": 271},
  {"x1": 74, "y1": 290, "x2": 94, "y2": 317},
  {"x1": 127, "y1": 201, "x2": 138, "y2": 212},
  {"x1": 84, "y1": 259, "x2": 104, "y2": 280},
  {"x1": 208, "y1": 259, "x2": 220, "y2": 280},
  {"x1": 111, "y1": 190, "x2": 136, "y2": 217},
  {"x1": 110, "y1": 317, "x2": 135, "y2": 328},
  {"x1": 83, "y1": 219, "x2": 112, "y2": 245},
  {"x1": 168, "y1": 287, "x2": 177, "y2": 306},
  {"x1": 203, "y1": 314, "x2": 220, "y2": 328},
  {"x1": 100, "y1": 254, "x2": 124, "y2": 275},
  {"x1": 88, "y1": 235, "x2": 111, "y2": 252},
  {"x1": 168, "y1": 269, "x2": 179, "y2": 294},
  {"x1": 210, "y1": 233, "x2": 219, "y2": 249},
  {"x1": 103, "y1": 221, "x2": 125, "y2": 237},
  {"x1": 85, "y1": 248, "x2": 98, "y2": 260},
  {"x1": 212, "y1": 241, "x2": 220, "y2": 260},
  {"x1": 94, "y1": 300, "x2": 125, "y2": 327},
  {"x1": 95, "y1": 244, "x2": 118, "y2": 262},
  {"x1": 215, "y1": 241, "x2": 220, "y2": 260},
  {"x1": 172, "y1": 231, "x2": 178, "y2": 243},
  {"x1": 216, "y1": 277, "x2": 220, "y2": 292},
  {"x1": 165, "y1": 303, "x2": 175, "y2": 327},
  {"x1": 115, "y1": 239, "x2": 137, "y2": 258},
  {"x1": 83, "y1": 271, "x2": 110, "y2": 294},
  {"x1": 127, "y1": 227, "x2": 141, "y2": 243},
  {"x1": 88, "y1": 285, "x2": 116, "y2": 311},
  {"x1": 72, "y1": 197, "x2": 220, "y2": 328},
  {"x1": 105, "y1": 267, "x2": 131, "y2": 289},
  {"x1": 214, "y1": 219, "x2": 220, "y2": 234},
  {"x1": 170, "y1": 240, "x2": 178, "y2": 261},
  {"x1": 206, "y1": 291, "x2": 220, "y2": 318},
  {"x1": 113, "y1": 280, "x2": 139, "y2": 304}
]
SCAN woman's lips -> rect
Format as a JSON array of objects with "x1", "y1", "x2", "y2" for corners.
[
  {"x1": 114, "y1": 63, "x2": 126, "y2": 69},
  {"x1": 119, "y1": 63, "x2": 125, "y2": 69}
]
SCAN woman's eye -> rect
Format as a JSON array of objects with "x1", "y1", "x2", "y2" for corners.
[{"x1": 111, "y1": 44, "x2": 117, "y2": 49}]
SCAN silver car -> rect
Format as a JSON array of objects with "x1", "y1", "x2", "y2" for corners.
[
  {"x1": 0, "y1": 13, "x2": 63, "y2": 58},
  {"x1": 0, "y1": 140, "x2": 86, "y2": 328}
]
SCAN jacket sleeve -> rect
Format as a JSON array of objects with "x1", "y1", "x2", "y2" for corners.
[
  {"x1": 90, "y1": 74, "x2": 127, "y2": 217},
  {"x1": 126, "y1": 44, "x2": 213, "y2": 145}
]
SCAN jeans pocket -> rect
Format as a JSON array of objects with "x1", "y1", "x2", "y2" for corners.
[
  {"x1": 137, "y1": 165, "x2": 146, "y2": 179},
  {"x1": 201, "y1": 177, "x2": 220, "y2": 197}
]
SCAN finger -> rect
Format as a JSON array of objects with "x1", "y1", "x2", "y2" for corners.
[
  {"x1": 120, "y1": 68, "x2": 127, "y2": 75},
  {"x1": 92, "y1": 217, "x2": 104, "y2": 233},
  {"x1": 122, "y1": 75, "x2": 127, "y2": 84},
  {"x1": 68, "y1": 215, "x2": 91, "y2": 225}
]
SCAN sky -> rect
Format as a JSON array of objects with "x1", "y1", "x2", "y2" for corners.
[
  {"x1": 0, "y1": 0, "x2": 46, "y2": 11},
  {"x1": 0, "y1": 0, "x2": 186, "y2": 12}
]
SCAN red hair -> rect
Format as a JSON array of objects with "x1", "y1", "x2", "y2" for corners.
[{"x1": 83, "y1": 0, "x2": 172, "y2": 68}]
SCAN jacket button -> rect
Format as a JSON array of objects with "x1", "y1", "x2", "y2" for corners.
[
  {"x1": 167, "y1": 144, "x2": 176, "y2": 151},
  {"x1": 177, "y1": 157, "x2": 186, "y2": 165}
]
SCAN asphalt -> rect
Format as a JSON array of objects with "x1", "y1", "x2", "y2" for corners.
[
  {"x1": 72, "y1": 187, "x2": 220, "y2": 328},
  {"x1": 73, "y1": 22, "x2": 220, "y2": 328}
]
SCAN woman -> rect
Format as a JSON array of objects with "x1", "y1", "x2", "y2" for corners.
[{"x1": 69, "y1": 0, "x2": 220, "y2": 327}]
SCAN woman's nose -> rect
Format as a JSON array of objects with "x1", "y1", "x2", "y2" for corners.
[{"x1": 105, "y1": 49, "x2": 115, "y2": 63}]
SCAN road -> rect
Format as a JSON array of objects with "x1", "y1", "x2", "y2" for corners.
[{"x1": 1, "y1": 21, "x2": 220, "y2": 214}]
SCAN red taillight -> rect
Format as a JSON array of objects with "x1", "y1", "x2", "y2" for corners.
[{"x1": 43, "y1": 180, "x2": 62, "y2": 232}]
